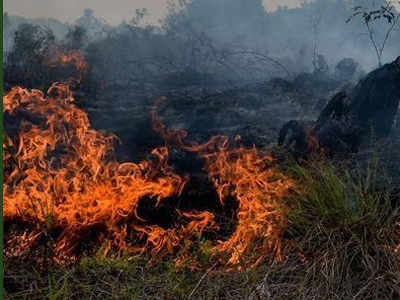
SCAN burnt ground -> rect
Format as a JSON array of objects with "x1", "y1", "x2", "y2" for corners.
[
  {"x1": 80, "y1": 71, "x2": 400, "y2": 184},
  {"x1": 82, "y1": 74, "x2": 343, "y2": 160}
]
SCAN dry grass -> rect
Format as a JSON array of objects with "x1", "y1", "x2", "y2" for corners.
[{"x1": 4, "y1": 158, "x2": 400, "y2": 299}]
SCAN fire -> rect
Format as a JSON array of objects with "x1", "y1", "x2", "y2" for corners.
[
  {"x1": 4, "y1": 84, "x2": 294, "y2": 268},
  {"x1": 4, "y1": 51, "x2": 295, "y2": 268},
  {"x1": 205, "y1": 143, "x2": 291, "y2": 267},
  {"x1": 46, "y1": 47, "x2": 88, "y2": 83},
  {"x1": 187, "y1": 137, "x2": 292, "y2": 268},
  {"x1": 152, "y1": 99, "x2": 294, "y2": 268},
  {"x1": 3, "y1": 84, "x2": 202, "y2": 263},
  {"x1": 56, "y1": 50, "x2": 88, "y2": 75}
]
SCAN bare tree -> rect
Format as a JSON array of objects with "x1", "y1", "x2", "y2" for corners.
[{"x1": 347, "y1": 0, "x2": 400, "y2": 67}]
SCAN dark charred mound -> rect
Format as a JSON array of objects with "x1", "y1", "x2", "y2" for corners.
[{"x1": 279, "y1": 57, "x2": 400, "y2": 156}]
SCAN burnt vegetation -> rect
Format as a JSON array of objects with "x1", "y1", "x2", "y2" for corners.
[{"x1": 3, "y1": 0, "x2": 400, "y2": 299}]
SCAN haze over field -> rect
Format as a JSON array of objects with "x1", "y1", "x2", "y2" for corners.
[
  {"x1": 5, "y1": 0, "x2": 312, "y2": 25},
  {"x1": 4, "y1": 0, "x2": 400, "y2": 71}
]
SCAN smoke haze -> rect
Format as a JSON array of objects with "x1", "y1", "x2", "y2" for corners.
[{"x1": 4, "y1": 0, "x2": 304, "y2": 25}]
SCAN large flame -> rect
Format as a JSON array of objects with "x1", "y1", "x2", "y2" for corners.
[
  {"x1": 3, "y1": 84, "x2": 209, "y2": 262},
  {"x1": 3, "y1": 85, "x2": 294, "y2": 268},
  {"x1": 4, "y1": 47, "x2": 297, "y2": 268}
]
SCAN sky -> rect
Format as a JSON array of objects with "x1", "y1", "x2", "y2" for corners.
[{"x1": 4, "y1": 0, "x2": 304, "y2": 25}]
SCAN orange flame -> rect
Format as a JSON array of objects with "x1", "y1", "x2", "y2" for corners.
[
  {"x1": 3, "y1": 85, "x2": 222, "y2": 264},
  {"x1": 152, "y1": 98, "x2": 294, "y2": 268},
  {"x1": 46, "y1": 47, "x2": 88, "y2": 83},
  {"x1": 4, "y1": 85, "x2": 294, "y2": 269}
]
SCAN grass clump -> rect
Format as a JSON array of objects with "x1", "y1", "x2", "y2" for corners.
[{"x1": 281, "y1": 158, "x2": 400, "y2": 299}]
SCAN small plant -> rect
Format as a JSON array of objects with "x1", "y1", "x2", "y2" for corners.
[
  {"x1": 280, "y1": 158, "x2": 400, "y2": 298},
  {"x1": 346, "y1": 1, "x2": 400, "y2": 67},
  {"x1": 287, "y1": 155, "x2": 400, "y2": 262}
]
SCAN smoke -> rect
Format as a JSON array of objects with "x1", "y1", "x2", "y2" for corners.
[
  {"x1": 4, "y1": 0, "x2": 170, "y2": 25},
  {"x1": 5, "y1": 0, "x2": 399, "y2": 72}
]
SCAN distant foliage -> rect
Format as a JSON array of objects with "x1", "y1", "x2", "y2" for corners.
[
  {"x1": 64, "y1": 26, "x2": 88, "y2": 50},
  {"x1": 4, "y1": 24, "x2": 55, "y2": 89},
  {"x1": 4, "y1": 23, "x2": 87, "y2": 91}
]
